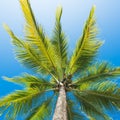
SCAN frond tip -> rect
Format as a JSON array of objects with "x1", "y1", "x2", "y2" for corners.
[{"x1": 56, "y1": 6, "x2": 62, "y2": 21}]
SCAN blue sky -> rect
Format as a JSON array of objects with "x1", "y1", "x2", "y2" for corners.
[{"x1": 0, "y1": 0, "x2": 120, "y2": 119}]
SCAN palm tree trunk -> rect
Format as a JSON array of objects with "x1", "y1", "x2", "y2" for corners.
[{"x1": 53, "y1": 84, "x2": 68, "y2": 120}]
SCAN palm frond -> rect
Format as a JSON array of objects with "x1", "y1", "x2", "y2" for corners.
[
  {"x1": 73, "y1": 81, "x2": 120, "y2": 119},
  {"x1": 87, "y1": 80, "x2": 119, "y2": 92},
  {"x1": 67, "y1": 100, "x2": 86, "y2": 120},
  {"x1": 52, "y1": 6, "x2": 68, "y2": 79},
  {"x1": 3, "y1": 73, "x2": 53, "y2": 89},
  {"x1": 73, "y1": 62, "x2": 120, "y2": 85},
  {"x1": 20, "y1": 0, "x2": 59, "y2": 77},
  {"x1": 74, "y1": 92, "x2": 111, "y2": 120},
  {"x1": 4, "y1": 25, "x2": 56, "y2": 75},
  {"x1": 84, "y1": 90, "x2": 120, "y2": 110},
  {"x1": 67, "y1": 6, "x2": 103, "y2": 75},
  {"x1": 0, "y1": 89, "x2": 46, "y2": 119},
  {"x1": 0, "y1": 89, "x2": 42, "y2": 108},
  {"x1": 25, "y1": 94, "x2": 55, "y2": 120}
]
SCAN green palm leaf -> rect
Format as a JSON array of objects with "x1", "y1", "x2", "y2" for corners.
[
  {"x1": 26, "y1": 94, "x2": 55, "y2": 120},
  {"x1": 73, "y1": 62, "x2": 120, "y2": 85},
  {"x1": 4, "y1": 25, "x2": 53, "y2": 74},
  {"x1": 74, "y1": 81, "x2": 120, "y2": 116},
  {"x1": 67, "y1": 6, "x2": 103, "y2": 75},
  {"x1": 67, "y1": 99, "x2": 86, "y2": 120},
  {"x1": 52, "y1": 6, "x2": 68, "y2": 79},
  {"x1": 3, "y1": 73, "x2": 53, "y2": 89},
  {"x1": 0, "y1": 89, "x2": 47, "y2": 119},
  {"x1": 83, "y1": 90, "x2": 120, "y2": 110},
  {"x1": 74, "y1": 92, "x2": 111, "y2": 120},
  {"x1": 20, "y1": 0, "x2": 59, "y2": 77}
]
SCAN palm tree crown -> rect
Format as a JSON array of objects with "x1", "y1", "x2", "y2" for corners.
[{"x1": 1, "y1": 0, "x2": 120, "y2": 119}]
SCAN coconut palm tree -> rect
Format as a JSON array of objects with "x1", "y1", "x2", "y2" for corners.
[{"x1": 0, "y1": 0, "x2": 120, "y2": 119}]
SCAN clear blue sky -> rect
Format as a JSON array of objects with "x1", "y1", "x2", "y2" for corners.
[{"x1": 0, "y1": 0, "x2": 120, "y2": 119}]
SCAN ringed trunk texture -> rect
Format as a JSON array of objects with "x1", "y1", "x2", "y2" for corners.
[{"x1": 53, "y1": 85, "x2": 68, "y2": 120}]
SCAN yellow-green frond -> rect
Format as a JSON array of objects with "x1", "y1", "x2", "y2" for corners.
[
  {"x1": 74, "y1": 81, "x2": 120, "y2": 116},
  {"x1": 4, "y1": 25, "x2": 57, "y2": 75},
  {"x1": 73, "y1": 62, "x2": 120, "y2": 86},
  {"x1": 25, "y1": 95, "x2": 55, "y2": 120},
  {"x1": 3, "y1": 24, "x2": 24, "y2": 47},
  {"x1": 56, "y1": 6, "x2": 62, "y2": 21},
  {"x1": 67, "y1": 6, "x2": 103, "y2": 75},
  {"x1": 0, "y1": 90, "x2": 41, "y2": 108},
  {"x1": 74, "y1": 91, "x2": 111, "y2": 120},
  {"x1": 3, "y1": 73, "x2": 53, "y2": 89},
  {"x1": 52, "y1": 6, "x2": 68, "y2": 79},
  {"x1": 0, "y1": 89, "x2": 46, "y2": 119},
  {"x1": 72, "y1": 77, "x2": 120, "y2": 119},
  {"x1": 20, "y1": 0, "x2": 38, "y2": 36},
  {"x1": 20, "y1": 0, "x2": 60, "y2": 78},
  {"x1": 76, "y1": 80, "x2": 118, "y2": 93}
]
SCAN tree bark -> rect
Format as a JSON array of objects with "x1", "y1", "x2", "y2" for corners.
[{"x1": 53, "y1": 85, "x2": 68, "y2": 120}]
